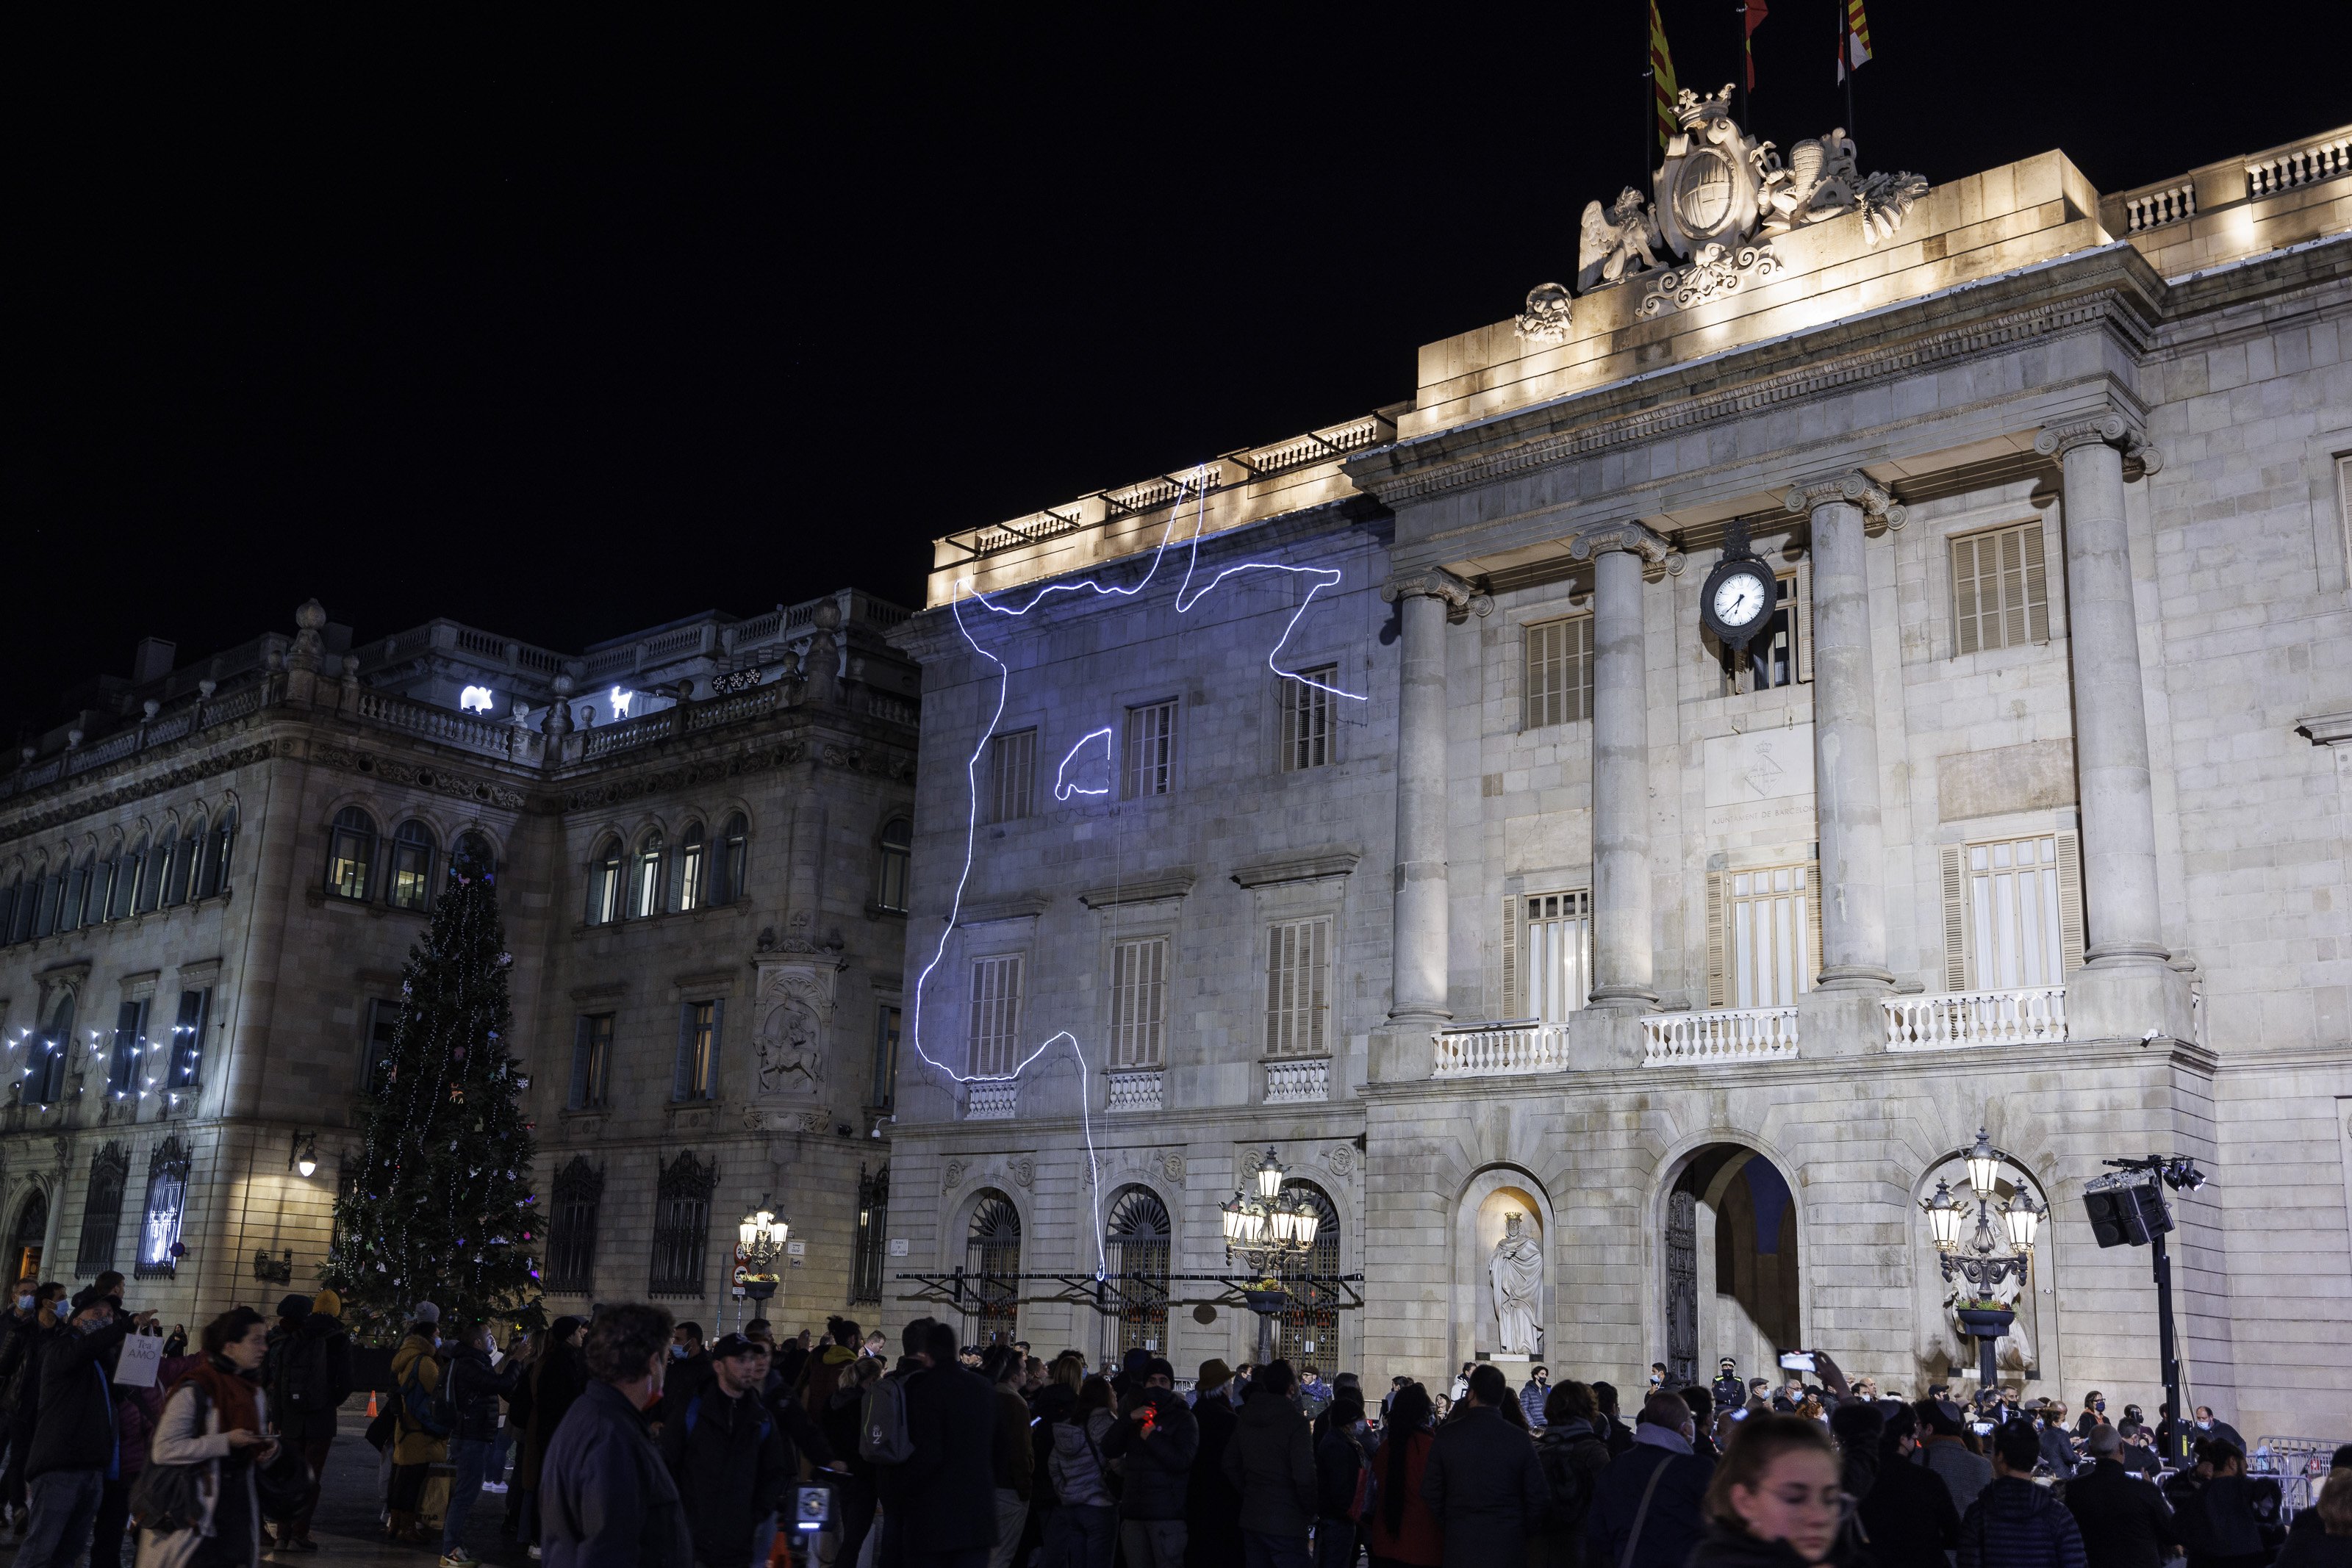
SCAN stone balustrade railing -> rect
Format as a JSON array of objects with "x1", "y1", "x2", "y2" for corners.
[
  {"x1": 354, "y1": 691, "x2": 524, "y2": 759},
  {"x1": 1884, "y1": 986, "x2": 2068, "y2": 1050},
  {"x1": 2248, "y1": 132, "x2": 2351, "y2": 198},
  {"x1": 965, "y1": 1080, "x2": 1019, "y2": 1121},
  {"x1": 1641, "y1": 1007, "x2": 1799, "y2": 1066},
  {"x1": 1263, "y1": 1057, "x2": 1330, "y2": 1104},
  {"x1": 2123, "y1": 182, "x2": 2196, "y2": 233},
  {"x1": 1105, "y1": 1068, "x2": 1164, "y2": 1112},
  {"x1": 1433, "y1": 1022, "x2": 1568, "y2": 1078}
]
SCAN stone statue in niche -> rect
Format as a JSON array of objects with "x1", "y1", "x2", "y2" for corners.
[
  {"x1": 751, "y1": 959, "x2": 839, "y2": 1098},
  {"x1": 1489, "y1": 1211, "x2": 1544, "y2": 1356},
  {"x1": 1946, "y1": 1268, "x2": 2037, "y2": 1373}
]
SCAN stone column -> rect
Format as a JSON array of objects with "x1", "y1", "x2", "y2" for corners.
[
  {"x1": 1571, "y1": 525, "x2": 1671, "y2": 1012},
  {"x1": 1784, "y1": 475, "x2": 1903, "y2": 991},
  {"x1": 1377, "y1": 567, "x2": 1488, "y2": 1030},
  {"x1": 2037, "y1": 414, "x2": 2170, "y2": 971}
]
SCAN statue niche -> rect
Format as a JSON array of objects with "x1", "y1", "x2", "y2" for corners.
[
  {"x1": 1489, "y1": 1211, "x2": 1544, "y2": 1356},
  {"x1": 751, "y1": 957, "x2": 842, "y2": 1098}
]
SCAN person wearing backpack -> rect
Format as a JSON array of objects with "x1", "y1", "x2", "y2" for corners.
[
  {"x1": 266, "y1": 1290, "x2": 353, "y2": 1555},
  {"x1": 387, "y1": 1303, "x2": 450, "y2": 1545},
  {"x1": 879, "y1": 1318, "x2": 997, "y2": 1568},
  {"x1": 1530, "y1": 1381, "x2": 1613, "y2": 1568},
  {"x1": 1102, "y1": 1361, "x2": 1198, "y2": 1568},
  {"x1": 1312, "y1": 1386, "x2": 1373, "y2": 1568}
]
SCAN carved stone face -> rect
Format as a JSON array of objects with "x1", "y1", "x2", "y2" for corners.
[{"x1": 1504, "y1": 1212, "x2": 1524, "y2": 1238}]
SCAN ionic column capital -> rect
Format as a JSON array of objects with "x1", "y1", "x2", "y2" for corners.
[
  {"x1": 1568, "y1": 520, "x2": 1679, "y2": 569},
  {"x1": 2034, "y1": 412, "x2": 2165, "y2": 476},
  {"x1": 1380, "y1": 565, "x2": 1492, "y2": 616},
  {"x1": 1783, "y1": 470, "x2": 1907, "y2": 531}
]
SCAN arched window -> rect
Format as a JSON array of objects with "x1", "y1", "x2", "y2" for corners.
[
  {"x1": 387, "y1": 820, "x2": 434, "y2": 911},
  {"x1": 546, "y1": 1157, "x2": 604, "y2": 1295},
  {"x1": 966, "y1": 1193, "x2": 1022, "y2": 1347},
  {"x1": 453, "y1": 831, "x2": 497, "y2": 880},
  {"x1": 165, "y1": 814, "x2": 201, "y2": 907},
  {"x1": 326, "y1": 808, "x2": 376, "y2": 901},
  {"x1": 714, "y1": 813, "x2": 749, "y2": 905},
  {"x1": 135, "y1": 1137, "x2": 193, "y2": 1279},
  {"x1": 74, "y1": 1142, "x2": 130, "y2": 1276},
  {"x1": 1105, "y1": 1187, "x2": 1172, "y2": 1358},
  {"x1": 648, "y1": 1151, "x2": 716, "y2": 1298},
  {"x1": 30, "y1": 857, "x2": 59, "y2": 940},
  {"x1": 10, "y1": 1190, "x2": 49, "y2": 1283},
  {"x1": 1275, "y1": 1181, "x2": 1341, "y2": 1367},
  {"x1": 201, "y1": 806, "x2": 237, "y2": 897},
  {"x1": 875, "y1": 817, "x2": 912, "y2": 913},
  {"x1": 58, "y1": 852, "x2": 88, "y2": 936},
  {"x1": 89, "y1": 835, "x2": 121, "y2": 924},
  {"x1": 137, "y1": 822, "x2": 171, "y2": 913},
  {"x1": 632, "y1": 830, "x2": 666, "y2": 919},
  {"x1": 32, "y1": 992, "x2": 75, "y2": 1104},
  {"x1": 113, "y1": 833, "x2": 146, "y2": 920},
  {"x1": 587, "y1": 837, "x2": 624, "y2": 925},
  {"x1": 675, "y1": 823, "x2": 706, "y2": 912}
]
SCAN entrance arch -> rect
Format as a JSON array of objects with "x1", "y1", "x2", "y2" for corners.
[{"x1": 1658, "y1": 1143, "x2": 1804, "y2": 1389}]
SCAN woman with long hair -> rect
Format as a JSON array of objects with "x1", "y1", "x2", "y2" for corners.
[
  {"x1": 1362, "y1": 1382, "x2": 1441, "y2": 1568},
  {"x1": 515, "y1": 1315, "x2": 587, "y2": 1557},
  {"x1": 137, "y1": 1306, "x2": 280, "y2": 1568},
  {"x1": 1689, "y1": 1414, "x2": 1851, "y2": 1568},
  {"x1": 2274, "y1": 1465, "x2": 2352, "y2": 1568}
]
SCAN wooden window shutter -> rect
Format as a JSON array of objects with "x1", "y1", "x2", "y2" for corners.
[
  {"x1": 1940, "y1": 845, "x2": 1970, "y2": 992},
  {"x1": 569, "y1": 1016, "x2": 592, "y2": 1111},
  {"x1": 2054, "y1": 830, "x2": 2087, "y2": 975},
  {"x1": 2022, "y1": 522, "x2": 2051, "y2": 642},
  {"x1": 707, "y1": 998, "x2": 724, "y2": 1094},
  {"x1": 1705, "y1": 871, "x2": 1729, "y2": 1007},
  {"x1": 1953, "y1": 534, "x2": 1983, "y2": 657},
  {"x1": 1500, "y1": 896, "x2": 1521, "y2": 1017},
  {"x1": 1794, "y1": 564, "x2": 1814, "y2": 683},
  {"x1": 1806, "y1": 866, "x2": 1825, "y2": 993},
  {"x1": 673, "y1": 1004, "x2": 694, "y2": 1101}
]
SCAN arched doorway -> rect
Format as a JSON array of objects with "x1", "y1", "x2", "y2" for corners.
[
  {"x1": 10, "y1": 1189, "x2": 49, "y2": 1283},
  {"x1": 1663, "y1": 1145, "x2": 1802, "y2": 1389},
  {"x1": 965, "y1": 1190, "x2": 1022, "y2": 1348},
  {"x1": 1274, "y1": 1181, "x2": 1341, "y2": 1370},
  {"x1": 1104, "y1": 1186, "x2": 1172, "y2": 1360}
]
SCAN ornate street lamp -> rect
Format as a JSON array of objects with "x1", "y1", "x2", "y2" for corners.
[
  {"x1": 1920, "y1": 1128, "x2": 2040, "y2": 1395},
  {"x1": 1219, "y1": 1149, "x2": 1320, "y2": 1364},
  {"x1": 738, "y1": 1198, "x2": 790, "y2": 1304}
]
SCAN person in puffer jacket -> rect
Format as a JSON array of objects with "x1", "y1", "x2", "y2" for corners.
[
  {"x1": 1046, "y1": 1376, "x2": 1119, "y2": 1568},
  {"x1": 1959, "y1": 1421, "x2": 2088, "y2": 1568},
  {"x1": 1102, "y1": 1362, "x2": 1198, "y2": 1568}
]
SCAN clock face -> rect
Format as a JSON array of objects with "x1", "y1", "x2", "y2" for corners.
[{"x1": 1713, "y1": 571, "x2": 1769, "y2": 628}]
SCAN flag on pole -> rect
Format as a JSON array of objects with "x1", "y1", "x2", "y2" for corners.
[
  {"x1": 1649, "y1": 0, "x2": 1679, "y2": 151},
  {"x1": 1743, "y1": 0, "x2": 1769, "y2": 91},
  {"x1": 1837, "y1": 0, "x2": 1872, "y2": 81}
]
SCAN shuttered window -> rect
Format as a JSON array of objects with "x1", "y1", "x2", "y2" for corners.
[
  {"x1": 1523, "y1": 616, "x2": 1593, "y2": 730},
  {"x1": 673, "y1": 999, "x2": 721, "y2": 1101},
  {"x1": 1514, "y1": 889, "x2": 1591, "y2": 1021},
  {"x1": 987, "y1": 729, "x2": 1038, "y2": 822},
  {"x1": 1264, "y1": 918, "x2": 1330, "y2": 1057},
  {"x1": 1951, "y1": 522, "x2": 2051, "y2": 655},
  {"x1": 1940, "y1": 832, "x2": 2084, "y2": 990},
  {"x1": 570, "y1": 1013, "x2": 613, "y2": 1110},
  {"x1": 1706, "y1": 865, "x2": 1819, "y2": 1008},
  {"x1": 1125, "y1": 701, "x2": 1177, "y2": 798},
  {"x1": 968, "y1": 956, "x2": 1024, "y2": 1076},
  {"x1": 1280, "y1": 669, "x2": 1337, "y2": 771},
  {"x1": 1108, "y1": 938, "x2": 1169, "y2": 1067}
]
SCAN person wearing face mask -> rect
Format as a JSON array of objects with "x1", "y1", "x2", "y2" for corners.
[
  {"x1": 387, "y1": 1303, "x2": 449, "y2": 1544},
  {"x1": 0, "y1": 1282, "x2": 69, "y2": 1531},
  {"x1": 18, "y1": 1288, "x2": 153, "y2": 1568},
  {"x1": 538, "y1": 1304, "x2": 692, "y2": 1568},
  {"x1": 2192, "y1": 1408, "x2": 2246, "y2": 1459},
  {"x1": 653, "y1": 1323, "x2": 709, "y2": 1435},
  {"x1": 2075, "y1": 1394, "x2": 2111, "y2": 1442},
  {"x1": 1957, "y1": 1422, "x2": 2088, "y2": 1568},
  {"x1": 1687, "y1": 1414, "x2": 1851, "y2": 1568},
  {"x1": 137, "y1": 1306, "x2": 279, "y2": 1568}
]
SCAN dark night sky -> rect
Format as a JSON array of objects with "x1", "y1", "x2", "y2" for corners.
[{"x1": 11, "y1": 7, "x2": 2352, "y2": 739}]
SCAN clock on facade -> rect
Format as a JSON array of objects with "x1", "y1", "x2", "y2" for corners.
[{"x1": 1699, "y1": 517, "x2": 1775, "y2": 650}]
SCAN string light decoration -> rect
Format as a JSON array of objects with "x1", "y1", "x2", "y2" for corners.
[
  {"x1": 906, "y1": 475, "x2": 1366, "y2": 1272},
  {"x1": 325, "y1": 843, "x2": 540, "y2": 1340}
]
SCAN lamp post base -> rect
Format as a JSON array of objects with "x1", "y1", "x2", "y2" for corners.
[
  {"x1": 1242, "y1": 1288, "x2": 1288, "y2": 1366},
  {"x1": 1955, "y1": 1305, "x2": 2015, "y2": 1394}
]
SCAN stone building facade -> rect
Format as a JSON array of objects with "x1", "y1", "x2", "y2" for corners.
[
  {"x1": 883, "y1": 112, "x2": 2352, "y2": 1440},
  {"x1": 0, "y1": 589, "x2": 917, "y2": 1334}
]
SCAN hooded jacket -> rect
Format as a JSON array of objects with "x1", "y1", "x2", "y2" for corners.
[
  {"x1": 800, "y1": 1343, "x2": 857, "y2": 1420},
  {"x1": 1532, "y1": 1417, "x2": 1614, "y2": 1568},
  {"x1": 1221, "y1": 1387, "x2": 1316, "y2": 1539},
  {"x1": 1959, "y1": 1474, "x2": 2090, "y2": 1568},
  {"x1": 389, "y1": 1331, "x2": 447, "y2": 1467},
  {"x1": 1050, "y1": 1407, "x2": 1119, "y2": 1509}
]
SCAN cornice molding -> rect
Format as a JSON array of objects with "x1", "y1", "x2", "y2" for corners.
[
  {"x1": 0, "y1": 740, "x2": 278, "y2": 849},
  {"x1": 958, "y1": 894, "x2": 1052, "y2": 925},
  {"x1": 1230, "y1": 848, "x2": 1363, "y2": 888},
  {"x1": 1077, "y1": 873, "x2": 1197, "y2": 910}
]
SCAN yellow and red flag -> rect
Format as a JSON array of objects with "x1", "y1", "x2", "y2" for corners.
[
  {"x1": 1837, "y1": 0, "x2": 1872, "y2": 81},
  {"x1": 1743, "y1": 0, "x2": 1768, "y2": 90},
  {"x1": 1649, "y1": 0, "x2": 1679, "y2": 150}
]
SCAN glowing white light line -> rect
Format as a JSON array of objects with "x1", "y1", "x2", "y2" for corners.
[{"x1": 1053, "y1": 729, "x2": 1114, "y2": 801}]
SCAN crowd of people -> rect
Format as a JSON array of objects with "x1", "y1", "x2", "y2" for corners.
[{"x1": 0, "y1": 1275, "x2": 2345, "y2": 1568}]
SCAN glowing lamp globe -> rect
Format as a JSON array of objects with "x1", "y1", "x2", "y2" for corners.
[
  {"x1": 1293, "y1": 1201, "x2": 1321, "y2": 1250},
  {"x1": 1965, "y1": 1128, "x2": 2002, "y2": 1201},
  {"x1": 1254, "y1": 1151, "x2": 1286, "y2": 1201},
  {"x1": 296, "y1": 1151, "x2": 317, "y2": 1179},
  {"x1": 2002, "y1": 1187, "x2": 2043, "y2": 1253},
  {"x1": 1921, "y1": 1179, "x2": 1964, "y2": 1251}
]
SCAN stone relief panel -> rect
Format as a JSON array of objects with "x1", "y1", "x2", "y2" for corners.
[{"x1": 750, "y1": 958, "x2": 839, "y2": 1098}]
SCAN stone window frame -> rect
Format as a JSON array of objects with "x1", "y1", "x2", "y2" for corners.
[
  {"x1": 985, "y1": 727, "x2": 1039, "y2": 823},
  {"x1": 965, "y1": 951, "x2": 1026, "y2": 1077},
  {"x1": 1521, "y1": 614, "x2": 1595, "y2": 731},
  {"x1": 1948, "y1": 519, "x2": 2054, "y2": 657},
  {"x1": 1122, "y1": 698, "x2": 1180, "y2": 800},
  {"x1": 1505, "y1": 885, "x2": 1593, "y2": 1023},
  {"x1": 1262, "y1": 915, "x2": 1333, "y2": 1059},
  {"x1": 1275, "y1": 666, "x2": 1341, "y2": 773},
  {"x1": 1910, "y1": 486, "x2": 2071, "y2": 671},
  {"x1": 1105, "y1": 933, "x2": 1172, "y2": 1068}
]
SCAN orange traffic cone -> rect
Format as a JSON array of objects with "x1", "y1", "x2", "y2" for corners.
[{"x1": 367, "y1": 1392, "x2": 379, "y2": 1418}]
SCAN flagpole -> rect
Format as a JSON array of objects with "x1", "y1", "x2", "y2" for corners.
[
  {"x1": 1842, "y1": 9, "x2": 1856, "y2": 137},
  {"x1": 1735, "y1": 1, "x2": 1749, "y2": 125}
]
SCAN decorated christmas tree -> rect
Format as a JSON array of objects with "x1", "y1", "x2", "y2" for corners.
[{"x1": 326, "y1": 844, "x2": 541, "y2": 1339}]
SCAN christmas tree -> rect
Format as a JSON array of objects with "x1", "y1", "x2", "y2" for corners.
[{"x1": 327, "y1": 844, "x2": 541, "y2": 1340}]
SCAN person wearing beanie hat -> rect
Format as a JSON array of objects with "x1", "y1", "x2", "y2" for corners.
[
  {"x1": 276, "y1": 1295, "x2": 312, "y2": 1323},
  {"x1": 269, "y1": 1287, "x2": 354, "y2": 1552},
  {"x1": 309, "y1": 1289, "x2": 343, "y2": 1321},
  {"x1": 414, "y1": 1302, "x2": 442, "y2": 1326}
]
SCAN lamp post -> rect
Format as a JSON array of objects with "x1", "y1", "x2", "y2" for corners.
[
  {"x1": 1920, "y1": 1127, "x2": 2043, "y2": 1395},
  {"x1": 738, "y1": 1198, "x2": 789, "y2": 1306},
  {"x1": 1219, "y1": 1148, "x2": 1322, "y2": 1365}
]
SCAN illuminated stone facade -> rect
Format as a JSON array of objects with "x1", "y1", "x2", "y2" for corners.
[
  {"x1": 884, "y1": 118, "x2": 2352, "y2": 1440},
  {"x1": 0, "y1": 591, "x2": 917, "y2": 1333}
]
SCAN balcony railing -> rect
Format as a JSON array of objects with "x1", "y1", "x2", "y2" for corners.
[
  {"x1": 1641, "y1": 1007, "x2": 1799, "y2": 1065},
  {"x1": 965, "y1": 1081, "x2": 1018, "y2": 1121},
  {"x1": 1883, "y1": 986, "x2": 2067, "y2": 1050},
  {"x1": 1105, "y1": 1068, "x2": 1164, "y2": 1113},
  {"x1": 1263, "y1": 1057, "x2": 1330, "y2": 1104},
  {"x1": 2248, "y1": 132, "x2": 2352, "y2": 198},
  {"x1": 1433, "y1": 1021, "x2": 1568, "y2": 1078},
  {"x1": 354, "y1": 691, "x2": 523, "y2": 760}
]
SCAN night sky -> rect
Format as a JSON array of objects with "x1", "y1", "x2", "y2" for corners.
[{"x1": 12, "y1": 7, "x2": 2352, "y2": 740}]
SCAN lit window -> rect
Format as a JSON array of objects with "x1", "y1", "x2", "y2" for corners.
[
  {"x1": 387, "y1": 820, "x2": 434, "y2": 911},
  {"x1": 1712, "y1": 865, "x2": 1815, "y2": 1008},
  {"x1": 1957, "y1": 835, "x2": 2080, "y2": 989},
  {"x1": 875, "y1": 818, "x2": 911, "y2": 913},
  {"x1": 675, "y1": 999, "x2": 720, "y2": 1101},
  {"x1": 1108, "y1": 937, "x2": 1169, "y2": 1067},
  {"x1": 1125, "y1": 700, "x2": 1177, "y2": 798},
  {"x1": 1951, "y1": 522, "x2": 2051, "y2": 655},
  {"x1": 108, "y1": 999, "x2": 149, "y2": 1098},
  {"x1": 870, "y1": 1004, "x2": 901, "y2": 1110},
  {"x1": 677, "y1": 824, "x2": 706, "y2": 912},
  {"x1": 986, "y1": 730, "x2": 1037, "y2": 823},
  {"x1": 1523, "y1": 617, "x2": 1593, "y2": 730},
  {"x1": 112, "y1": 835, "x2": 144, "y2": 920},
  {"x1": 587, "y1": 837, "x2": 624, "y2": 925},
  {"x1": 1263, "y1": 918, "x2": 1330, "y2": 1057},
  {"x1": 135, "y1": 1139, "x2": 192, "y2": 1279},
  {"x1": 1280, "y1": 669, "x2": 1337, "y2": 772},
  {"x1": 1520, "y1": 889, "x2": 1592, "y2": 1022},
  {"x1": 168, "y1": 989, "x2": 209, "y2": 1090},
  {"x1": 967, "y1": 956, "x2": 1024, "y2": 1077},
  {"x1": 633, "y1": 832, "x2": 665, "y2": 918},
  {"x1": 571, "y1": 1013, "x2": 614, "y2": 1110},
  {"x1": 459, "y1": 686, "x2": 495, "y2": 713},
  {"x1": 326, "y1": 809, "x2": 376, "y2": 902}
]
